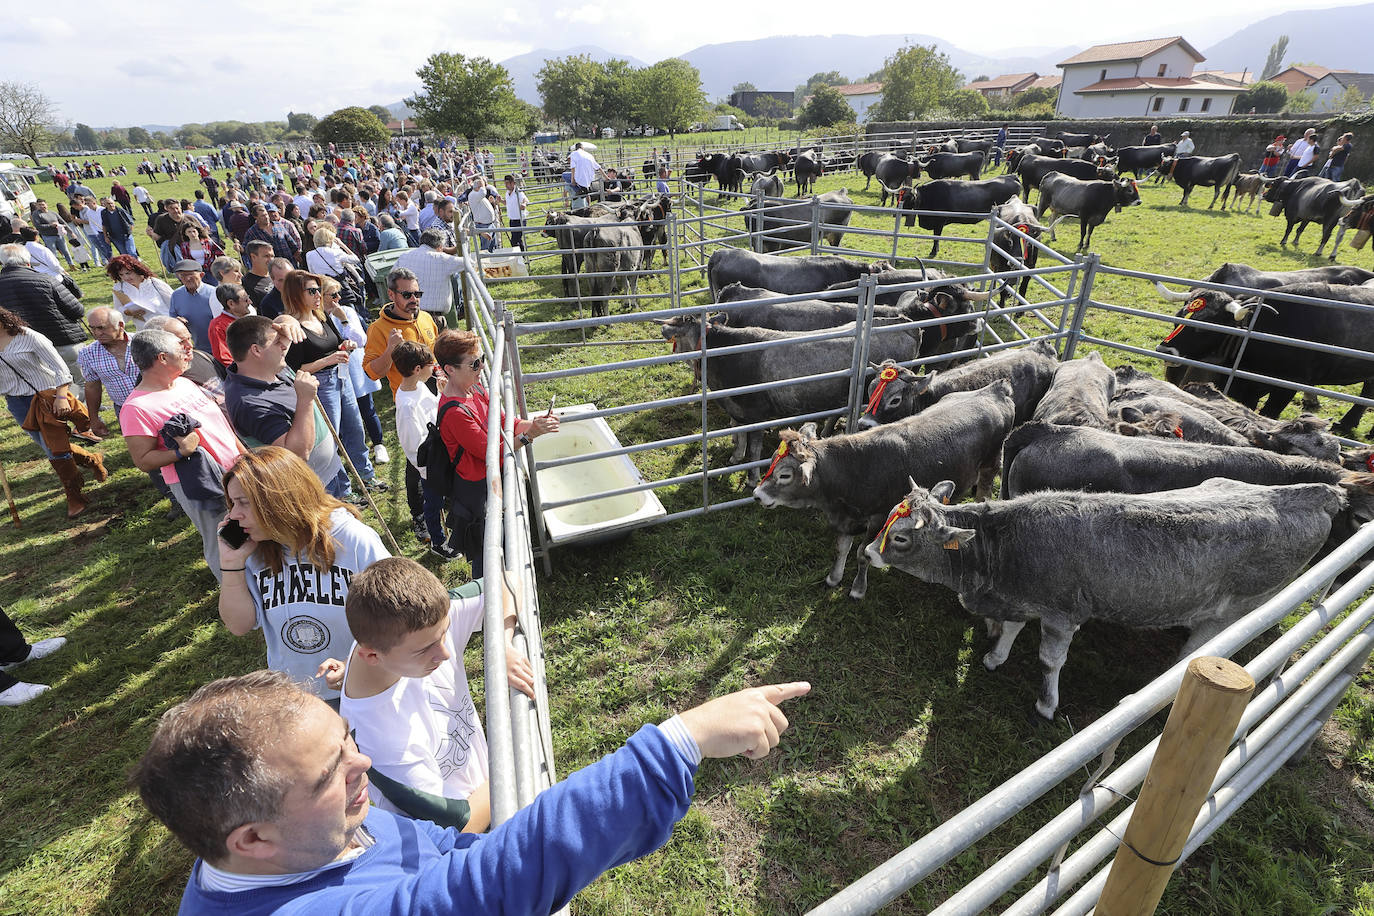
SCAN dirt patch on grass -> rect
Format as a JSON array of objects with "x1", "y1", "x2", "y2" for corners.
[{"x1": 1307, "y1": 718, "x2": 1374, "y2": 834}]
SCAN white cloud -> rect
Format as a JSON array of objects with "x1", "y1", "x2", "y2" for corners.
[{"x1": 554, "y1": 4, "x2": 606, "y2": 25}]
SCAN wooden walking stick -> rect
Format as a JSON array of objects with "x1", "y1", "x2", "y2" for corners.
[
  {"x1": 0, "y1": 456, "x2": 20, "y2": 527},
  {"x1": 311, "y1": 392, "x2": 400, "y2": 555},
  {"x1": 1096, "y1": 656, "x2": 1255, "y2": 916}
]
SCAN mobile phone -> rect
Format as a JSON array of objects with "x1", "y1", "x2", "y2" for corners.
[{"x1": 219, "y1": 519, "x2": 249, "y2": 550}]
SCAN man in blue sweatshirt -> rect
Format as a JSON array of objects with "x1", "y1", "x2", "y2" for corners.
[{"x1": 134, "y1": 669, "x2": 809, "y2": 915}]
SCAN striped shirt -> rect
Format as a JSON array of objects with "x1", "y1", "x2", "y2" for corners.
[
  {"x1": 0, "y1": 328, "x2": 73, "y2": 396},
  {"x1": 394, "y1": 245, "x2": 465, "y2": 318},
  {"x1": 77, "y1": 337, "x2": 139, "y2": 409}
]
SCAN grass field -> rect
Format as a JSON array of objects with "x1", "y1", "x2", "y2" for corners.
[{"x1": 2, "y1": 150, "x2": 1374, "y2": 915}]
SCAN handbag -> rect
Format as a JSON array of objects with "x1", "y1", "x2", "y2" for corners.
[{"x1": 61, "y1": 273, "x2": 83, "y2": 300}]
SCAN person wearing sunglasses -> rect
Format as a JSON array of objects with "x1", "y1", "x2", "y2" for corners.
[
  {"x1": 363, "y1": 267, "x2": 439, "y2": 393},
  {"x1": 429, "y1": 329, "x2": 558, "y2": 571}
]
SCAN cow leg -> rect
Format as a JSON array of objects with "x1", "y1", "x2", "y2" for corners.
[
  {"x1": 983, "y1": 620, "x2": 1026, "y2": 670},
  {"x1": 1314, "y1": 223, "x2": 1336, "y2": 258},
  {"x1": 1301, "y1": 390, "x2": 1322, "y2": 412},
  {"x1": 1178, "y1": 616, "x2": 1228, "y2": 658},
  {"x1": 1329, "y1": 224, "x2": 1349, "y2": 262},
  {"x1": 1079, "y1": 221, "x2": 1090, "y2": 251},
  {"x1": 1035, "y1": 620, "x2": 1078, "y2": 721},
  {"x1": 927, "y1": 228, "x2": 943, "y2": 259},
  {"x1": 1337, "y1": 382, "x2": 1374, "y2": 435},
  {"x1": 825, "y1": 533, "x2": 854, "y2": 588},
  {"x1": 1258, "y1": 387, "x2": 1297, "y2": 419},
  {"x1": 1292, "y1": 221, "x2": 1310, "y2": 248},
  {"x1": 745, "y1": 430, "x2": 765, "y2": 486},
  {"x1": 730, "y1": 424, "x2": 746, "y2": 463},
  {"x1": 1179, "y1": 187, "x2": 1191, "y2": 207},
  {"x1": 1209, "y1": 185, "x2": 1224, "y2": 209},
  {"x1": 974, "y1": 459, "x2": 1000, "y2": 501},
  {"x1": 1279, "y1": 221, "x2": 1294, "y2": 246}
]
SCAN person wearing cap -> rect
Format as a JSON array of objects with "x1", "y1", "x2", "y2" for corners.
[
  {"x1": 1261, "y1": 135, "x2": 1286, "y2": 176},
  {"x1": 1175, "y1": 131, "x2": 1195, "y2": 157},
  {"x1": 170, "y1": 259, "x2": 220, "y2": 351},
  {"x1": 1285, "y1": 129, "x2": 1320, "y2": 177},
  {"x1": 570, "y1": 141, "x2": 603, "y2": 209}
]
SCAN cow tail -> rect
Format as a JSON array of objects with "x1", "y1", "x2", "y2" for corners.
[{"x1": 1224, "y1": 156, "x2": 1242, "y2": 190}]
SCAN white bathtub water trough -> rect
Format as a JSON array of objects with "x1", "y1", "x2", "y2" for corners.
[{"x1": 530, "y1": 404, "x2": 666, "y2": 546}]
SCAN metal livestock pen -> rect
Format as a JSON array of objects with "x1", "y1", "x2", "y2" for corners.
[{"x1": 459, "y1": 182, "x2": 1374, "y2": 913}]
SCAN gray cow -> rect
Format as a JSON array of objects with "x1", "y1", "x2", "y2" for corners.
[
  {"x1": 742, "y1": 189, "x2": 855, "y2": 253},
  {"x1": 753, "y1": 380, "x2": 1017, "y2": 599},
  {"x1": 1030, "y1": 350, "x2": 1115, "y2": 426},
  {"x1": 706, "y1": 249, "x2": 889, "y2": 299},
  {"x1": 865, "y1": 477, "x2": 1347, "y2": 718},
  {"x1": 857, "y1": 340, "x2": 1057, "y2": 429}
]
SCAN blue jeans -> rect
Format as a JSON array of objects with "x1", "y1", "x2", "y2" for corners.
[
  {"x1": 312, "y1": 367, "x2": 353, "y2": 498},
  {"x1": 356, "y1": 392, "x2": 383, "y2": 446},
  {"x1": 40, "y1": 233, "x2": 74, "y2": 267},
  {"x1": 87, "y1": 234, "x2": 111, "y2": 265},
  {"x1": 335, "y1": 371, "x2": 375, "y2": 483},
  {"x1": 112, "y1": 235, "x2": 138, "y2": 257},
  {"x1": 5, "y1": 395, "x2": 58, "y2": 459},
  {"x1": 1320, "y1": 164, "x2": 1344, "y2": 181}
]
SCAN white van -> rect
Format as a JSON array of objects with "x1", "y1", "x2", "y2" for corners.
[{"x1": 0, "y1": 163, "x2": 38, "y2": 220}]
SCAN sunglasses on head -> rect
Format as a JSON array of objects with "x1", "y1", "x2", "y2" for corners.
[{"x1": 398, "y1": 290, "x2": 424, "y2": 300}]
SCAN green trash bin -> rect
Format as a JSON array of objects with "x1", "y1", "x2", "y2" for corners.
[{"x1": 364, "y1": 249, "x2": 408, "y2": 302}]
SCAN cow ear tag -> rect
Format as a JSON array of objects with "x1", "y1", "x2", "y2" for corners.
[{"x1": 942, "y1": 539, "x2": 961, "y2": 550}]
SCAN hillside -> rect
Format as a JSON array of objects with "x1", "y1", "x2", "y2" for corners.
[{"x1": 1203, "y1": 2, "x2": 1374, "y2": 76}]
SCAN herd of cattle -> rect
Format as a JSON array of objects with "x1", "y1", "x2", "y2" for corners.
[
  {"x1": 640, "y1": 247, "x2": 1374, "y2": 719},
  {"x1": 521, "y1": 133, "x2": 1374, "y2": 719}
]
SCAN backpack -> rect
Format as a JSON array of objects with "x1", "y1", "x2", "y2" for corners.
[{"x1": 417, "y1": 398, "x2": 479, "y2": 498}]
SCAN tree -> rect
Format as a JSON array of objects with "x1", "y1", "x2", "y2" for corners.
[
  {"x1": 1235, "y1": 80, "x2": 1288, "y2": 114},
  {"x1": 941, "y1": 88, "x2": 990, "y2": 118},
  {"x1": 732, "y1": 81, "x2": 757, "y2": 93},
  {"x1": 73, "y1": 122, "x2": 99, "y2": 150},
  {"x1": 1261, "y1": 35, "x2": 1290, "y2": 81},
  {"x1": 98, "y1": 129, "x2": 126, "y2": 150},
  {"x1": 231, "y1": 122, "x2": 267, "y2": 145},
  {"x1": 632, "y1": 58, "x2": 705, "y2": 139},
  {"x1": 593, "y1": 59, "x2": 637, "y2": 130},
  {"x1": 1012, "y1": 86, "x2": 1059, "y2": 109},
  {"x1": 181, "y1": 131, "x2": 213, "y2": 148},
  {"x1": 799, "y1": 85, "x2": 853, "y2": 128},
  {"x1": 1334, "y1": 84, "x2": 1367, "y2": 111},
  {"x1": 1285, "y1": 89, "x2": 1316, "y2": 113},
  {"x1": 127, "y1": 126, "x2": 152, "y2": 147},
  {"x1": 0, "y1": 81, "x2": 59, "y2": 166},
  {"x1": 867, "y1": 44, "x2": 963, "y2": 121},
  {"x1": 367, "y1": 105, "x2": 393, "y2": 124},
  {"x1": 410, "y1": 52, "x2": 522, "y2": 147},
  {"x1": 287, "y1": 111, "x2": 318, "y2": 133},
  {"x1": 973, "y1": 74, "x2": 991, "y2": 83},
  {"x1": 312, "y1": 107, "x2": 390, "y2": 146},
  {"x1": 152, "y1": 131, "x2": 173, "y2": 149},
  {"x1": 754, "y1": 95, "x2": 794, "y2": 123},
  {"x1": 537, "y1": 54, "x2": 603, "y2": 133}
]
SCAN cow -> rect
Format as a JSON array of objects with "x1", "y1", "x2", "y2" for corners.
[
  {"x1": 856, "y1": 339, "x2": 1056, "y2": 429},
  {"x1": 864, "y1": 477, "x2": 1347, "y2": 719},
  {"x1": 806, "y1": 277, "x2": 992, "y2": 356},
  {"x1": 821, "y1": 268, "x2": 953, "y2": 306},
  {"x1": 1226, "y1": 172, "x2": 1266, "y2": 214},
  {"x1": 1030, "y1": 350, "x2": 1115, "y2": 426},
  {"x1": 939, "y1": 137, "x2": 997, "y2": 156},
  {"x1": 1261, "y1": 175, "x2": 1365, "y2": 255},
  {"x1": 794, "y1": 150, "x2": 824, "y2": 196},
  {"x1": 874, "y1": 154, "x2": 919, "y2": 207},
  {"x1": 542, "y1": 209, "x2": 615, "y2": 297},
  {"x1": 684, "y1": 157, "x2": 713, "y2": 186},
  {"x1": 1015, "y1": 153, "x2": 1114, "y2": 206},
  {"x1": 1080, "y1": 141, "x2": 1116, "y2": 163},
  {"x1": 898, "y1": 176, "x2": 1023, "y2": 257},
  {"x1": 1155, "y1": 283, "x2": 1374, "y2": 433},
  {"x1": 740, "y1": 152, "x2": 786, "y2": 175},
  {"x1": 580, "y1": 198, "x2": 665, "y2": 318},
  {"x1": 696, "y1": 152, "x2": 744, "y2": 192},
  {"x1": 748, "y1": 171, "x2": 785, "y2": 198},
  {"x1": 1153, "y1": 263, "x2": 1374, "y2": 304},
  {"x1": 1030, "y1": 137, "x2": 1067, "y2": 154},
  {"x1": 741, "y1": 188, "x2": 855, "y2": 253},
  {"x1": 621, "y1": 194, "x2": 671, "y2": 269},
  {"x1": 1057, "y1": 131, "x2": 1105, "y2": 148},
  {"x1": 918, "y1": 151, "x2": 986, "y2": 182},
  {"x1": 706, "y1": 291, "x2": 928, "y2": 339},
  {"x1": 989, "y1": 196, "x2": 1045, "y2": 309},
  {"x1": 657, "y1": 312, "x2": 922, "y2": 482},
  {"x1": 753, "y1": 380, "x2": 1017, "y2": 599},
  {"x1": 1328, "y1": 195, "x2": 1374, "y2": 262},
  {"x1": 858, "y1": 151, "x2": 885, "y2": 190},
  {"x1": 1115, "y1": 143, "x2": 1176, "y2": 179},
  {"x1": 1038, "y1": 174, "x2": 1141, "y2": 251},
  {"x1": 1110, "y1": 365, "x2": 1342, "y2": 461},
  {"x1": 1110, "y1": 394, "x2": 1254, "y2": 447},
  {"x1": 706, "y1": 249, "x2": 888, "y2": 299},
  {"x1": 1157, "y1": 153, "x2": 1242, "y2": 208}
]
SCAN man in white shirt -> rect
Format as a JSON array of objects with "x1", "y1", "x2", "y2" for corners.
[
  {"x1": 394, "y1": 229, "x2": 465, "y2": 329},
  {"x1": 1175, "y1": 131, "x2": 1195, "y2": 157},
  {"x1": 503, "y1": 175, "x2": 529, "y2": 251},
  {"x1": 78, "y1": 197, "x2": 108, "y2": 266},
  {"x1": 1285, "y1": 128, "x2": 1319, "y2": 177},
  {"x1": 569, "y1": 142, "x2": 603, "y2": 209},
  {"x1": 465, "y1": 179, "x2": 500, "y2": 252}
]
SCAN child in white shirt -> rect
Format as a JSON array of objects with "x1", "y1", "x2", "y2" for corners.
[{"x1": 391, "y1": 340, "x2": 443, "y2": 548}]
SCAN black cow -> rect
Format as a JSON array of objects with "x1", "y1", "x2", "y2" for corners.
[
  {"x1": 1261, "y1": 175, "x2": 1365, "y2": 255},
  {"x1": 1154, "y1": 263, "x2": 1374, "y2": 305},
  {"x1": 874, "y1": 153, "x2": 920, "y2": 206},
  {"x1": 1158, "y1": 154, "x2": 1242, "y2": 207},
  {"x1": 1155, "y1": 283, "x2": 1374, "y2": 432},
  {"x1": 684, "y1": 157, "x2": 713, "y2": 186},
  {"x1": 899, "y1": 176, "x2": 1023, "y2": 257},
  {"x1": 821, "y1": 268, "x2": 954, "y2": 306},
  {"x1": 1030, "y1": 137, "x2": 1066, "y2": 154},
  {"x1": 918, "y1": 150, "x2": 986, "y2": 181},
  {"x1": 1327, "y1": 195, "x2": 1374, "y2": 262},
  {"x1": 581, "y1": 201, "x2": 659, "y2": 318},
  {"x1": 1113, "y1": 143, "x2": 1176, "y2": 179},
  {"x1": 706, "y1": 292, "x2": 927, "y2": 339},
  {"x1": 740, "y1": 152, "x2": 785, "y2": 174},
  {"x1": 989, "y1": 196, "x2": 1044, "y2": 308},
  {"x1": 1056, "y1": 131, "x2": 1105, "y2": 148},
  {"x1": 754, "y1": 381, "x2": 1017, "y2": 599},
  {"x1": 1031, "y1": 351, "x2": 1115, "y2": 427},
  {"x1": 706, "y1": 249, "x2": 888, "y2": 298},
  {"x1": 858, "y1": 151, "x2": 885, "y2": 190},
  {"x1": 1038, "y1": 174, "x2": 1141, "y2": 251},
  {"x1": 794, "y1": 150, "x2": 824, "y2": 196},
  {"x1": 1015, "y1": 153, "x2": 1113, "y2": 206}
]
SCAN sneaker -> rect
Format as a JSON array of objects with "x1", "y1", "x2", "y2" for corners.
[
  {"x1": 1, "y1": 636, "x2": 67, "y2": 671},
  {"x1": 411, "y1": 517, "x2": 431, "y2": 544},
  {"x1": 0, "y1": 681, "x2": 50, "y2": 706},
  {"x1": 363, "y1": 478, "x2": 390, "y2": 494},
  {"x1": 429, "y1": 543, "x2": 463, "y2": 561},
  {"x1": 372, "y1": 444, "x2": 390, "y2": 464},
  {"x1": 165, "y1": 500, "x2": 185, "y2": 521}
]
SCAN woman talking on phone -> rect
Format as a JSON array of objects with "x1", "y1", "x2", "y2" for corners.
[{"x1": 216, "y1": 446, "x2": 390, "y2": 702}]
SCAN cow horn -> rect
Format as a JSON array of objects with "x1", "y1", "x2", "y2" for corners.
[
  {"x1": 1154, "y1": 281, "x2": 1191, "y2": 302},
  {"x1": 963, "y1": 288, "x2": 992, "y2": 301},
  {"x1": 1224, "y1": 300, "x2": 1244, "y2": 316}
]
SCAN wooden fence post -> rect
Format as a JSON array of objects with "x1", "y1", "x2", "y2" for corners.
[{"x1": 1096, "y1": 656, "x2": 1254, "y2": 916}]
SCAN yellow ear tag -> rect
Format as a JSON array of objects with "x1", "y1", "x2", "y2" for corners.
[{"x1": 942, "y1": 539, "x2": 961, "y2": 550}]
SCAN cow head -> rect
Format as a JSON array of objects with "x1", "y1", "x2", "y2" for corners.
[
  {"x1": 896, "y1": 184, "x2": 920, "y2": 227},
  {"x1": 541, "y1": 211, "x2": 571, "y2": 237},
  {"x1": 857, "y1": 360, "x2": 924, "y2": 429},
  {"x1": 1114, "y1": 178, "x2": 1141, "y2": 211},
  {"x1": 1155, "y1": 289, "x2": 1267, "y2": 381},
  {"x1": 1262, "y1": 176, "x2": 1290, "y2": 211},
  {"x1": 862, "y1": 480, "x2": 975, "y2": 574},
  {"x1": 751, "y1": 426, "x2": 822, "y2": 507},
  {"x1": 656, "y1": 312, "x2": 724, "y2": 351}
]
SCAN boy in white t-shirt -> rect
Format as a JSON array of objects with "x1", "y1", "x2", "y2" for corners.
[
  {"x1": 340, "y1": 557, "x2": 535, "y2": 832},
  {"x1": 391, "y1": 340, "x2": 445, "y2": 551}
]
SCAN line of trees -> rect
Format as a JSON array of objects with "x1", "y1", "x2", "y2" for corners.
[{"x1": 536, "y1": 54, "x2": 706, "y2": 137}]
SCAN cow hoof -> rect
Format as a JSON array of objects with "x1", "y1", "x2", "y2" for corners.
[
  {"x1": 1034, "y1": 699, "x2": 1057, "y2": 721},
  {"x1": 848, "y1": 585, "x2": 866, "y2": 600},
  {"x1": 982, "y1": 651, "x2": 1005, "y2": 671},
  {"x1": 824, "y1": 572, "x2": 843, "y2": 588}
]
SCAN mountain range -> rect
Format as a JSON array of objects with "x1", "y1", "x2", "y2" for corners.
[{"x1": 366, "y1": 3, "x2": 1374, "y2": 123}]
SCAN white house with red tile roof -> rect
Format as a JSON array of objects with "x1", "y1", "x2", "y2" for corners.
[
  {"x1": 1055, "y1": 36, "x2": 1247, "y2": 119},
  {"x1": 834, "y1": 82, "x2": 884, "y2": 121}
]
